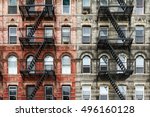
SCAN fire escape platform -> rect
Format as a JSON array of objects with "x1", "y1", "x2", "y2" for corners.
[
  {"x1": 19, "y1": 4, "x2": 55, "y2": 20},
  {"x1": 98, "y1": 5, "x2": 133, "y2": 20},
  {"x1": 20, "y1": 70, "x2": 56, "y2": 81},
  {"x1": 97, "y1": 38, "x2": 133, "y2": 49},
  {"x1": 97, "y1": 70, "x2": 133, "y2": 81},
  {"x1": 19, "y1": 37, "x2": 55, "y2": 49}
]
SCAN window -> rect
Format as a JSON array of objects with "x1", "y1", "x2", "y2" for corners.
[
  {"x1": 62, "y1": 27, "x2": 70, "y2": 44},
  {"x1": 135, "y1": 26, "x2": 144, "y2": 43},
  {"x1": 45, "y1": 86, "x2": 53, "y2": 100},
  {"x1": 82, "y1": 26, "x2": 91, "y2": 43},
  {"x1": 135, "y1": 0, "x2": 144, "y2": 15},
  {"x1": 62, "y1": 56, "x2": 71, "y2": 74},
  {"x1": 100, "y1": 55, "x2": 108, "y2": 71},
  {"x1": 99, "y1": 27, "x2": 108, "y2": 39},
  {"x1": 27, "y1": 56, "x2": 35, "y2": 73},
  {"x1": 118, "y1": 26, "x2": 127, "y2": 43},
  {"x1": 63, "y1": 0, "x2": 70, "y2": 14},
  {"x1": 26, "y1": 0, "x2": 35, "y2": 12},
  {"x1": 8, "y1": 0, "x2": 17, "y2": 14},
  {"x1": 136, "y1": 56, "x2": 144, "y2": 73},
  {"x1": 8, "y1": 56, "x2": 17, "y2": 74},
  {"x1": 82, "y1": 56, "x2": 91, "y2": 73},
  {"x1": 135, "y1": 86, "x2": 144, "y2": 100},
  {"x1": 44, "y1": 27, "x2": 53, "y2": 38},
  {"x1": 26, "y1": 86, "x2": 35, "y2": 100},
  {"x1": 99, "y1": 86, "x2": 108, "y2": 100},
  {"x1": 27, "y1": 26, "x2": 34, "y2": 42},
  {"x1": 82, "y1": 86, "x2": 91, "y2": 100},
  {"x1": 118, "y1": 85, "x2": 127, "y2": 99},
  {"x1": 117, "y1": 54, "x2": 127, "y2": 73},
  {"x1": 9, "y1": 26, "x2": 17, "y2": 44},
  {"x1": 44, "y1": 56, "x2": 54, "y2": 70},
  {"x1": 45, "y1": 0, "x2": 52, "y2": 4},
  {"x1": 62, "y1": 86, "x2": 70, "y2": 100},
  {"x1": 9, "y1": 86, "x2": 17, "y2": 100},
  {"x1": 83, "y1": 0, "x2": 90, "y2": 7},
  {"x1": 100, "y1": 0, "x2": 108, "y2": 6}
]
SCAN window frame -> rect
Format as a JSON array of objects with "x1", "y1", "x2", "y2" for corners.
[
  {"x1": 135, "y1": 26, "x2": 144, "y2": 44},
  {"x1": 82, "y1": 56, "x2": 91, "y2": 73},
  {"x1": 82, "y1": 85, "x2": 91, "y2": 100},
  {"x1": 62, "y1": 85, "x2": 71, "y2": 100},
  {"x1": 82, "y1": 0, "x2": 91, "y2": 8},
  {"x1": 8, "y1": 26, "x2": 17, "y2": 44},
  {"x1": 117, "y1": 53, "x2": 127, "y2": 73},
  {"x1": 9, "y1": 86, "x2": 17, "y2": 100},
  {"x1": 99, "y1": 26, "x2": 108, "y2": 40},
  {"x1": 62, "y1": 56, "x2": 71, "y2": 74},
  {"x1": 8, "y1": 55, "x2": 17, "y2": 75},
  {"x1": 26, "y1": 85, "x2": 35, "y2": 100},
  {"x1": 100, "y1": 55, "x2": 108, "y2": 71},
  {"x1": 44, "y1": 56, "x2": 54, "y2": 71},
  {"x1": 26, "y1": 55, "x2": 35, "y2": 73},
  {"x1": 62, "y1": 0, "x2": 71, "y2": 14},
  {"x1": 135, "y1": 85, "x2": 144, "y2": 100},
  {"x1": 82, "y1": 26, "x2": 91, "y2": 44},
  {"x1": 61, "y1": 26, "x2": 71, "y2": 44},
  {"x1": 8, "y1": 0, "x2": 17, "y2": 14},
  {"x1": 118, "y1": 85, "x2": 127, "y2": 99},
  {"x1": 99, "y1": 86, "x2": 109, "y2": 100},
  {"x1": 45, "y1": 85, "x2": 53, "y2": 100},
  {"x1": 135, "y1": 0, "x2": 144, "y2": 15},
  {"x1": 135, "y1": 56, "x2": 144, "y2": 74}
]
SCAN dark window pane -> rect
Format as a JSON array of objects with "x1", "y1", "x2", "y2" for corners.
[
  {"x1": 8, "y1": 6, "x2": 17, "y2": 14},
  {"x1": 27, "y1": 86, "x2": 35, "y2": 99},
  {"x1": 63, "y1": 96, "x2": 70, "y2": 100},
  {"x1": 83, "y1": 66, "x2": 90, "y2": 73}
]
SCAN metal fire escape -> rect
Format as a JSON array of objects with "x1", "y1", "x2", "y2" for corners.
[
  {"x1": 19, "y1": 0, "x2": 56, "y2": 100},
  {"x1": 97, "y1": 0, "x2": 134, "y2": 100}
]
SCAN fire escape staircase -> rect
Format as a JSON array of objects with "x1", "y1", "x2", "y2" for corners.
[
  {"x1": 97, "y1": 0, "x2": 133, "y2": 100},
  {"x1": 20, "y1": 4, "x2": 53, "y2": 99}
]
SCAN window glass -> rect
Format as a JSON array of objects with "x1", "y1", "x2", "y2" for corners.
[
  {"x1": 44, "y1": 56, "x2": 54, "y2": 70},
  {"x1": 45, "y1": 86, "x2": 53, "y2": 100},
  {"x1": 9, "y1": 27, "x2": 17, "y2": 44},
  {"x1": 135, "y1": 26, "x2": 144, "y2": 43},
  {"x1": 82, "y1": 86, "x2": 91, "y2": 100},
  {"x1": 82, "y1": 26, "x2": 91, "y2": 43},
  {"x1": 9, "y1": 86, "x2": 17, "y2": 100},
  {"x1": 99, "y1": 86, "x2": 108, "y2": 100},
  {"x1": 62, "y1": 86, "x2": 70, "y2": 100},
  {"x1": 136, "y1": 56, "x2": 144, "y2": 73},
  {"x1": 82, "y1": 56, "x2": 91, "y2": 73},
  {"x1": 8, "y1": 56, "x2": 17, "y2": 74},
  {"x1": 135, "y1": 86, "x2": 144, "y2": 100},
  {"x1": 62, "y1": 56, "x2": 71, "y2": 74}
]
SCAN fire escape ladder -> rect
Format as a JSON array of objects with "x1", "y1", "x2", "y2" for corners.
[
  {"x1": 28, "y1": 71, "x2": 49, "y2": 100},
  {"x1": 104, "y1": 8, "x2": 126, "y2": 41},
  {"x1": 117, "y1": 0, "x2": 127, "y2": 11},
  {"x1": 106, "y1": 72, "x2": 125, "y2": 100},
  {"x1": 27, "y1": 41, "x2": 47, "y2": 72},
  {"x1": 26, "y1": 7, "x2": 47, "y2": 42}
]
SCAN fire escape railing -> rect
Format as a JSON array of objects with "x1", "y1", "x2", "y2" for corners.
[{"x1": 97, "y1": 0, "x2": 134, "y2": 100}]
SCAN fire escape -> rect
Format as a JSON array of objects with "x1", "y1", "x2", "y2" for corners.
[
  {"x1": 19, "y1": 0, "x2": 56, "y2": 100},
  {"x1": 97, "y1": 0, "x2": 134, "y2": 100}
]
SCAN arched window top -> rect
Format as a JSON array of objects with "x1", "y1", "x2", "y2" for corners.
[
  {"x1": 136, "y1": 56, "x2": 144, "y2": 65},
  {"x1": 44, "y1": 56, "x2": 53, "y2": 62},
  {"x1": 62, "y1": 56, "x2": 71, "y2": 65},
  {"x1": 27, "y1": 56, "x2": 33, "y2": 61},
  {"x1": 100, "y1": 55, "x2": 108, "y2": 64},
  {"x1": 83, "y1": 56, "x2": 91, "y2": 65},
  {"x1": 8, "y1": 56, "x2": 17, "y2": 61}
]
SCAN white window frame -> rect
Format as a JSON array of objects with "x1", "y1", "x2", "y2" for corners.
[
  {"x1": 136, "y1": 56, "x2": 144, "y2": 74},
  {"x1": 62, "y1": 27, "x2": 70, "y2": 44},
  {"x1": 8, "y1": 0, "x2": 17, "y2": 14},
  {"x1": 62, "y1": 56, "x2": 71, "y2": 74},
  {"x1": 82, "y1": 86, "x2": 91, "y2": 100},
  {"x1": 8, "y1": 56, "x2": 17, "y2": 75},
  {"x1": 99, "y1": 27, "x2": 108, "y2": 39},
  {"x1": 9, "y1": 86, "x2": 17, "y2": 100},
  {"x1": 135, "y1": 26, "x2": 144, "y2": 43},
  {"x1": 44, "y1": 27, "x2": 53, "y2": 38},
  {"x1": 82, "y1": 56, "x2": 91, "y2": 73},
  {"x1": 135, "y1": 0, "x2": 144, "y2": 15},
  {"x1": 27, "y1": 56, "x2": 35, "y2": 73},
  {"x1": 9, "y1": 26, "x2": 17, "y2": 44},
  {"x1": 62, "y1": 86, "x2": 70, "y2": 100},
  {"x1": 45, "y1": 86, "x2": 53, "y2": 100},
  {"x1": 62, "y1": 0, "x2": 71, "y2": 14},
  {"x1": 44, "y1": 56, "x2": 54, "y2": 71},
  {"x1": 99, "y1": 86, "x2": 109, "y2": 100},
  {"x1": 82, "y1": 26, "x2": 91, "y2": 43},
  {"x1": 135, "y1": 85, "x2": 144, "y2": 100},
  {"x1": 100, "y1": 55, "x2": 108, "y2": 71}
]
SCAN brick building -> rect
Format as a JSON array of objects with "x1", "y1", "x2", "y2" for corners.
[{"x1": 0, "y1": 0, "x2": 150, "y2": 100}]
